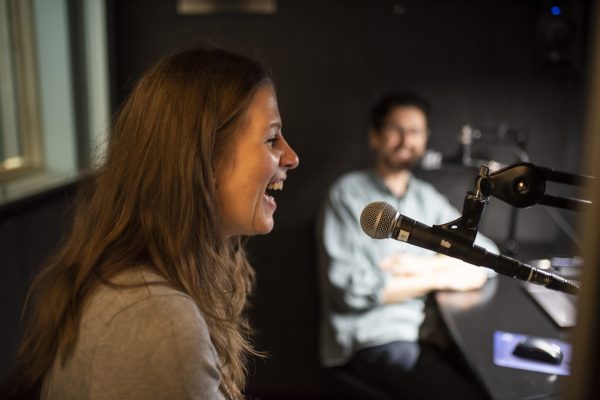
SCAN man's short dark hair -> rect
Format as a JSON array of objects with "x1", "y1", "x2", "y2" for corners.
[{"x1": 370, "y1": 93, "x2": 431, "y2": 132}]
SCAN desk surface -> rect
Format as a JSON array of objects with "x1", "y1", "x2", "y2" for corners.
[{"x1": 436, "y1": 275, "x2": 572, "y2": 400}]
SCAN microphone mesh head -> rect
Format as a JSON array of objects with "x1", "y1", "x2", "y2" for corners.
[{"x1": 360, "y1": 201, "x2": 398, "y2": 239}]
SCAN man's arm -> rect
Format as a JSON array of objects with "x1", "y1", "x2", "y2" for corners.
[
  {"x1": 380, "y1": 254, "x2": 488, "y2": 304},
  {"x1": 318, "y1": 189, "x2": 388, "y2": 312}
]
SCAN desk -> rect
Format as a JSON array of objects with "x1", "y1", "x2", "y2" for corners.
[{"x1": 436, "y1": 275, "x2": 572, "y2": 400}]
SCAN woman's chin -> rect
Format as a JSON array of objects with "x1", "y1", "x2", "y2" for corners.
[
  {"x1": 255, "y1": 219, "x2": 275, "y2": 235},
  {"x1": 255, "y1": 201, "x2": 276, "y2": 234}
]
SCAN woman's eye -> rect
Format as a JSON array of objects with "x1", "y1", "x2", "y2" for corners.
[{"x1": 266, "y1": 136, "x2": 280, "y2": 145}]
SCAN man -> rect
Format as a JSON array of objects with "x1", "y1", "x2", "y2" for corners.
[{"x1": 317, "y1": 93, "x2": 497, "y2": 399}]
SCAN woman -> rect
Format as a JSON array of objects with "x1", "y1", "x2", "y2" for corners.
[{"x1": 2, "y1": 47, "x2": 299, "y2": 399}]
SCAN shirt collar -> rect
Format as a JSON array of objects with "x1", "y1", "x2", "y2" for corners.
[{"x1": 368, "y1": 169, "x2": 414, "y2": 199}]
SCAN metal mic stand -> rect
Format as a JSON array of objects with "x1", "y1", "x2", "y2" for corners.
[
  {"x1": 449, "y1": 123, "x2": 532, "y2": 255},
  {"x1": 431, "y1": 163, "x2": 593, "y2": 295}
]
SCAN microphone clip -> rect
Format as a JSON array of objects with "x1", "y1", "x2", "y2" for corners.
[{"x1": 434, "y1": 166, "x2": 492, "y2": 247}]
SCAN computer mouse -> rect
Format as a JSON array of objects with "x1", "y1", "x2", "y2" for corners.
[{"x1": 512, "y1": 337, "x2": 564, "y2": 365}]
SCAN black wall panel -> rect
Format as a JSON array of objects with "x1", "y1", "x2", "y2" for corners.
[
  {"x1": 1, "y1": 0, "x2": 589, "y2": 397},
  {"x1": 108, "y1": 0, "x2": 590, "y2": 396}
]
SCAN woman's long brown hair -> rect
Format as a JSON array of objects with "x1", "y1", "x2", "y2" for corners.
[{"x1": 2, "y1": 47, "x2": 270, "y2": 400}]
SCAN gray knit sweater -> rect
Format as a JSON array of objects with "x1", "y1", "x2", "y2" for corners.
[{"x1": 42, "y1": 268, "x2": 224, "y2": 399}]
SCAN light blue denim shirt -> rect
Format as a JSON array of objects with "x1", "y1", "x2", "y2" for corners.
[{"x1": 317, "y1": 170, "x2": 498, "y2": 367}]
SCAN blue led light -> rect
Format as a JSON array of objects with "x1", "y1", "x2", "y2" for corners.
[{"x1": 551, "y1": 6, "x2": 562, "y2": 16}]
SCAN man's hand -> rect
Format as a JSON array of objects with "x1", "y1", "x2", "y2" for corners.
[
  {"x1": 379, "y1": 254, "x2": 438, "y2": 276},
  {"x1": 433, "y1": 262, "x2": 488, "y2": 291}
]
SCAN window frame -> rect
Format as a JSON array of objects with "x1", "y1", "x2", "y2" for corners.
[{"x1": 0, "y1": 0, "x2": 44, "y2": 181}]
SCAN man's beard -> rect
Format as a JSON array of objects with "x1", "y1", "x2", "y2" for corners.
[{"x1": 380, "y1": 151, "x2": 423, "y2": 171}]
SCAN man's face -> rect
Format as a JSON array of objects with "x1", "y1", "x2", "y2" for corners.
[{"x1": 370, "y1": 105, "x2": 428, "y2": 172}]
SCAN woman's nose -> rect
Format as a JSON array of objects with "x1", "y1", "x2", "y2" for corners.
[{"x1": 281, "y1": 139, "x2": 299, "y2": 170}]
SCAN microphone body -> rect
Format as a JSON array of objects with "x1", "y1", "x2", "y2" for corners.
[{"x1": 360, "y1": 202, "x2": 580, "y2": 295}]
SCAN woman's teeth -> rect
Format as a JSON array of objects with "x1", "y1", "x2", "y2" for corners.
[{"x1": 267, "y1": 181, "x2": 283, "y2": 190}]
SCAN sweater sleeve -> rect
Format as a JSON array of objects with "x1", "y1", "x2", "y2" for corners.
[{"x1": 91, "y1": 294, "x2": 223, "y2": 400}]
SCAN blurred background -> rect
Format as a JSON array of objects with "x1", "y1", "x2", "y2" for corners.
[{"x1": 0, "y1": 0, "x2": 596, "y2": 398}]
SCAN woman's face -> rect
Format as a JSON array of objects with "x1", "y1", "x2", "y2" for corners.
[{"x1": 216, "y1": 87, "x2": 299, "y2": 237}]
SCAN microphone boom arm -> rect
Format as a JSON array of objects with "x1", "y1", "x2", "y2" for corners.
[
  {"x1": 480, "y1": 162, "x2": 593, "y2": 211},
  {"x1": 421, "y1": 162, "x2": 592, "y2": 295},
  {"x1": 439, "y1": 163, "x2": 594, "y2": 248}
]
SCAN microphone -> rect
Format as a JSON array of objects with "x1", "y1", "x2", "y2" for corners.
[
  {"x1": 420, "y1": 149, "x2": 445, "y2": 170},
  {"x1": 360, "y1": 201, "x2": 580, "y2": 295},
  {"x1": 420, "y1": 149, "x2": 507, "y2": 171}
]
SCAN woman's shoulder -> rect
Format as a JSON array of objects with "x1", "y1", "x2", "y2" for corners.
[
  {"x1": 88, "y1": 268, "x2": 203, "y2": 331},
  {"x1": 84, "y1": 270, "x2": 221, "y2": 399},
  {"x1": 44, "y1": 269, "x2": 221, "y2": 400},
  {"x1": 92, "y1": 269, "x2": 221, "y2": 394}
]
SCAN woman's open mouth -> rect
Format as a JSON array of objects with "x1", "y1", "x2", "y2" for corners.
[{"x1": 264, "y1": 180, "x2": 284, "y2": 208}]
